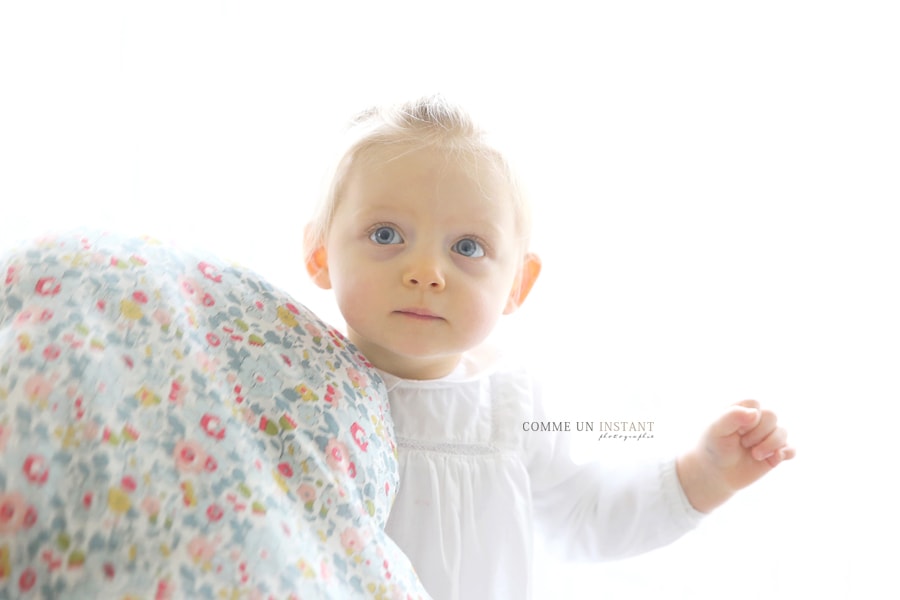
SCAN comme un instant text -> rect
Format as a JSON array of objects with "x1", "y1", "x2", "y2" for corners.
[{"x1": 522, "y1": 421, "x2": 655, "y2": 433}]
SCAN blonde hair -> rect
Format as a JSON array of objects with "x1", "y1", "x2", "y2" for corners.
[{"x1": 306, "y1": 95, "x2": 532, "y2": 260}]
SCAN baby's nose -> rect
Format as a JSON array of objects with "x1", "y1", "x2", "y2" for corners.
[{"x1": 403, "y1": 260, "x2": 445, "y2": 290}]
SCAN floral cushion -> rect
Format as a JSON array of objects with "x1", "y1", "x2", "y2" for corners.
[{"x1": 0, "y1": 231, "x2": 429, "y2": 599}]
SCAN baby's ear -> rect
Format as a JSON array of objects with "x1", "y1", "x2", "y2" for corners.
[
  {"x1": 303, "y1": 224, "x2": 332, "y2": 289},
  {"x1": 503, "y1": 253, "x2": 541, "y2": 314}
]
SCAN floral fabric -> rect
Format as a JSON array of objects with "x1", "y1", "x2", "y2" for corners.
[{"x1": 0, "y1": 231, "x2": 429, "y2": 599}]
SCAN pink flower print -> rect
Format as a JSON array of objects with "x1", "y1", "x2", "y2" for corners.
[
  {"x1": 132, "y1": 290, "x2": 149, "y2": 304},
  {"x1": 14, "y1": 306, "x2": 54, "y2": 327},
  {"x1": 152, "y1": 309, "x2": 172, "y2": 327},
  {"x1": 350, "y1": 422, "x2": 369, "y2": 452},
  {"x1": 23, "y1": 374, "x2": 55, "y2": 403},
  {"x1": 324, "y1": 384, "x2": 341, "y2": 407},
  {"x1": 0, "y1": 424, "x2": 10, "y2": 453},
  {"x1": 277, "y1": 462, "x2": 293, "y2": 478},
  {"x1": 206, "y1": 332, "x2": 221, "y2": 347},
  {"x1": 23, "y1": 454, "x2": 49, "y2": 485},
  {"x1": 173, "y1": 440, "x2": 207, "y2": 474},
  {"x1": 179, "y1": 277, "x2": 198, "y2": 299},
  {"x1": 63, "y1": 333, "x2": 84, "y2": 350},
  {"x1": 0, "y1": 492, "x2": 37, "y2": 534},
  {"x1": 200, "y1": 414, "x2": 226, "y2": 440},
  {"x1": 82, "y1": 420, "x2": 100, "y2": 441},
  {"x1": 325, "y1": 439, "x2": 355, "y2": 477},
  {"x1": 179, "y1": 277, "x2": 215, "y2": 307},
  {"x1": 40, "y1": 548, "x2": 63, "y2": 573},
  {"x1": 5, "y1": 265, "x2": 18, "y2": 285},
  {"x1": 121, "y1": 475, "x2": 137, "y2": 493},
  {"x1": 206, "y1": 503, "x2": 224, "y2": 522},
  {"x1": 327, "y1": 329, "x2": 345, "y2": 348},
  {"x1": 346, "y1": 367, "x2": 367, "y2": 389},
  {"x1": 204, "y1": 455, "x2": 218, "y2": 473},
  {"x1": 198, "y1": 261, "x2": 223, "y2": 283},
  {"x1": 304, "y1": 322, "x2": 322, "y2": 338},
  {"x1": 186, "y1": 536, "x2": 218, "y2": 565},
  {"x1": 35, "y1": 276, "x2": 61, "y2": 296},
  {"x1": 296, "y1": 484, "x2": 316, "y2": 504},
  {"x1": 18, "y1": 567, "x2": 37, "y2": 593},
  {"x1": 320, "y1": 559, "x2": 332, "y2": 582},
  {"x1": 196, "y1": 351, "x2": 220, "y2": 374},
  {"x1": 122, "y1": 424, "x2": 139, "y2": 442},
  {"x1": 141, "y1": 496, "x2": 161, "y2": 517},
  {"x1": 42, "y1": 344, "x2": 61, "y2": 361},
  {"x1": 155, "y1": 578, "x2": 175, "y2": 600},
  {"x1": 168, "y1": 380, "x2": 187, "y2": 405},
  {"x1": 339, "y1": 527, "x2": 365, "y2": 555}
]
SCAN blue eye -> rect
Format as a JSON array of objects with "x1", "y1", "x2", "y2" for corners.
[
  {"x1": 369, "y1": 226, "x2": 403, "y2": 245},
  {"x1": 452, "y1": 238, "x2": 484, "y2": 258}
]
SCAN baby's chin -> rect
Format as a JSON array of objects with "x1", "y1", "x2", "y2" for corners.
[{"x1": 369, "y1": 346, "x2": 466, "y2": 380}]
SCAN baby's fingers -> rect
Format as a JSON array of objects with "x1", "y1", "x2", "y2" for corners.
[
  {"x1": 745, "y1": 425, "x2": 789, "y2": 462},
  {"x1": 739, "y1": 408, "x2": 778, "y2": 448},
  {"x1": 766, "y1": 444, "x2": 797, "y2": 468}
]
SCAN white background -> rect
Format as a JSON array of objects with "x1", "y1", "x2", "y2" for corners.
[{"x1": 2, "y1": 2, "x2": 898, "y2": 598}]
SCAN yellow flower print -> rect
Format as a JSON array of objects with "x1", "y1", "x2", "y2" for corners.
[
  {"x1": 0, "y1": 544, "x2": 10, "y2": 579},
  {"x1": 108, "y1": 487, "x2": 131, "y2": 515},
  {"x1": 16, "y1": 333, "x2": 32, "y2": 352},
  {"x1": 136, "y1": 386, "x2": 161, "y2": 407},
  {"x1": 277, "y1": 305, "x2": 299, "y2": 328},
  {"x1": 294, "y1": 383, "x2": 318, "y2": 402},
  {"x1": 119, "y1": 299, "x2": 143, "y2": 320}
]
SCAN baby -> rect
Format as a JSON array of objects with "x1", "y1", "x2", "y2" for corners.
[{"x1": 303, "y1": 96, "x2": 794, "y2": 599}]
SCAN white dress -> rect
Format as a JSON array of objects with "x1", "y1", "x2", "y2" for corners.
[{"x1": 382, "y1": 347, "x2": 704, "y2": 600}]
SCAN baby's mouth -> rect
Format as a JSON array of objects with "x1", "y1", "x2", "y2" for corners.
[{"x1": 394, "y1": 308, "x2": 443, "y2": 321}]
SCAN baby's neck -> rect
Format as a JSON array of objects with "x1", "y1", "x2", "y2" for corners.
[{"x1": 346, "y1": 330, "x2": 463, "y2": 381}]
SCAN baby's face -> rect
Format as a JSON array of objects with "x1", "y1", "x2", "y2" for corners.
[{"x1": 323, "y1": 145, "x2": 523, "y2": 379}]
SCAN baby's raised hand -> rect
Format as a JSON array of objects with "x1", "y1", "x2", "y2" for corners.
[{"x1": 677, "y1": 399, "x2": 795, "y2": 513}]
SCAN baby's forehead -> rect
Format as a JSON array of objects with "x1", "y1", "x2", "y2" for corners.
[
  {"x1": 354, "y1": 141, "x2": 501, "y2": 176},
  {"x1": 348, "y1": 145, "x2": 515, "y2": 209}
]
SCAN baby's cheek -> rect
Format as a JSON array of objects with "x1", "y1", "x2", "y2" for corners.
[
  {"x1": 335, "y1": 277, "x2": 381, "y2": 322},
  {"x1": 463, "y1": 294, "x2": 505, "y2": 342}
]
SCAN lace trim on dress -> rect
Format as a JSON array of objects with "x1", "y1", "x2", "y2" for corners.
[{"x1": 396, "y1": 436, "x2": 500, "y2": 456}]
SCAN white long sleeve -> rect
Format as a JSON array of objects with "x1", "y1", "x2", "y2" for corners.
[
  {"x1": 525, "y1": 378, "x2": 704, "y2": 561},
  {"x1": 382, "y1": 350, "x2": 702, "y2": 599}
]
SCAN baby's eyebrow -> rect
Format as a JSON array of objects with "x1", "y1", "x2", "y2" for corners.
[
  {"x1": 459, "y1": 218, "x2": 505, "y2": 238},
  {"x1": 350, "y1": 204, "x2": 409, "y2": 220}
]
